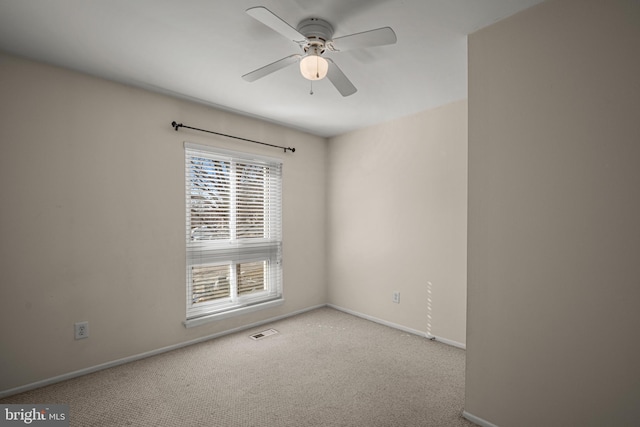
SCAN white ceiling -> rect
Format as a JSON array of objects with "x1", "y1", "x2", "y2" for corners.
[{"x1": 0, "y1": 0, "x2": 544, "y2": 137}]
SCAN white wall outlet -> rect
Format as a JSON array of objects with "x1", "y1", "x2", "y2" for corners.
[
  {"x1": 74, "y1": 321, "x2": 89, "y2": 340},
  {"x1": 392, "y1": 291, "x2": 400, "y2": 304}
]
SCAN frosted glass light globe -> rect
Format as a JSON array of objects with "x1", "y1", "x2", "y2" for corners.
[{"x1": 300, "y1": 54, "x2": 329, "y2": 81}]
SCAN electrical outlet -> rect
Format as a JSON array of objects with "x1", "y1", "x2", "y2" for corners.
[
  {"x1": 392, "y1": 291, "x2": 400, "y2": 304},
  {"x1": 74, "y1": 321, "x2": 89, "y2": 340}
]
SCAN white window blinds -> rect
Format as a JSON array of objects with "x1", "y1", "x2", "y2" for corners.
[{"x1": 185, "y1": 143, "x2": 283, "y2": 321}]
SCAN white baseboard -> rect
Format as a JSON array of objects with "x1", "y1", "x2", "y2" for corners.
[
  {"x1": 327, "y1": 304, "x2": 466, "y2": 349},
  {"x1": 0, "y1": 304, "x2": 325, "y2": 399},
  {"x1": 426, "y1": 333, "x2": 466, "y2": 349},
  {"x1": 462, "y1": 411, "x2": 500, "y2": 427}
]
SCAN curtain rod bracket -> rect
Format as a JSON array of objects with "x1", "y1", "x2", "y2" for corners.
[{"x1": 171, "y1": 121, "x2": 295, "y2": 153}]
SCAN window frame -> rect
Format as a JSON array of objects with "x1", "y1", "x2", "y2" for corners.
[{"x1": 183, "y1": 143, "x2": 283, "y2": 327}]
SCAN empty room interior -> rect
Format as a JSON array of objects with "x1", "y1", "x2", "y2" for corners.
[{"x1": 1, "y1": 0, "x2": 639, "y2": 426}]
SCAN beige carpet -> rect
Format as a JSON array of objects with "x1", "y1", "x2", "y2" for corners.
[{"x1": 1, "y1": 307, "x2": 475, "y2": 426}]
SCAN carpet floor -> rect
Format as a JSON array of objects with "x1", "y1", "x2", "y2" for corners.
[{"x1": 1, "y1": 307, "x2": 476, "y2": 426}]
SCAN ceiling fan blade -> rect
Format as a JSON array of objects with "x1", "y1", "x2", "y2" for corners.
[
  {"x1": 242, "y1": 54, "x2": 301, "y2": 82},
  {"x1": 330, "y1": 27, "x2": 397, "y2": 51},
  {"x1": 326, "y1": 59, "x2": 357, "y2": 97},
  {"x1": 246, "y1": 7, "x2": 305, "y2": 42}
]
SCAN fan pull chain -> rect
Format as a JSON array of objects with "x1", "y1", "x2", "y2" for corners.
[{"x1": 310, "y1": 81, "x2": 314, "y2": 95}]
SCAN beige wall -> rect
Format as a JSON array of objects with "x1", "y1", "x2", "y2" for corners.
[
  {"x1": 466, "y1": 0, "x2": 640, "y2": 425},
  {"x1": 0, "y1": 53, "x2": 327, "y2": 393},
  {"x1": 327, "y1": 100, "x2": 468, "y2": 346}
]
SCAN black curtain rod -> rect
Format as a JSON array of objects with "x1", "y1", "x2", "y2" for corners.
[{"x1": 171, "y1": 121, "x2": 295, "y2": 153}]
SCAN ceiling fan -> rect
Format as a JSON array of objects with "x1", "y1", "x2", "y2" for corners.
[{"x1": 242, "y1": 6, "x2": 397, "y2": 97}]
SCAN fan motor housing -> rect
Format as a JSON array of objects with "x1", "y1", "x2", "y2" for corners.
[{"x1": 297, "y1": 18, "x2": 334, "y2": 44}]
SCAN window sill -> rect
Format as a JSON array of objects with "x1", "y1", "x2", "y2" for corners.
[{"x1": 183, "y1": 298, "x2": 284, "y2": 328}]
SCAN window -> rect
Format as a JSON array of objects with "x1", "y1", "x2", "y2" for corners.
[{"x1": 184, "y1": 143, "x2": 283, "y2": 325}]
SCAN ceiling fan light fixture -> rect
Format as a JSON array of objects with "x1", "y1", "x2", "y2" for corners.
[
  {"x1": 299, "y1": 54, "x2": 328, "y2": 81},
  {"x1": 243, "y1": 7, "x2": 395, "y2": 96}
]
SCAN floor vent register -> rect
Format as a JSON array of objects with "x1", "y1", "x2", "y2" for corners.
[{"x1": 249, "y1": 328, "x2": 279, "y2": 340}]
